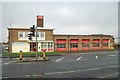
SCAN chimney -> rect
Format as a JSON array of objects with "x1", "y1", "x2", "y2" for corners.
[{"x1": 37, "y1": 15, "x2": 44, "y2": 27}]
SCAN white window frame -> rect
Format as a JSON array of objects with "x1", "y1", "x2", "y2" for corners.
[
  {"x1": 18, "y1": 32, "x2": 30, "y2": 40},
  {"x1": 18, "y1": 32, "x2": 24, "y2": 38},
  {"x1": 36, "y1": 32, "x2": 45, "y2": 40},
  {"x1": 18, "y1": 31, "x2": 45, "y2": 40}
]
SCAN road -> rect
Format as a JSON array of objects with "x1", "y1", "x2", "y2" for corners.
[{"x1": 2, "y1": 50, "x2": 119, "y2": 79}]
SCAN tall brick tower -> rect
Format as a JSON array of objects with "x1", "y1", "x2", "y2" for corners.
[{"x1": 37, "y1": 15, "x2": 44, "y2": 27}]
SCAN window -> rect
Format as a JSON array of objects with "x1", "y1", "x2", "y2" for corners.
[
  {"x1": 93, "y1": 43, "x2": 99, "y2": 47},
  {"x1": 34, "y1": 32, "x2": 39, "y2": 37},
  {"x1": 18, "y1": 31, "x2": 45, "y2": 40},
  {"x1": 41, "y1": 42, "x2": 53, "y2": 49},
  {"x1": 41, "y1": 32, "x2": 44, "y2": 38},
  {"x1": 57, "y1": 43, "x2": 66, "y2": 48},
  {"x1": 35, "y1": 32, "x2": 44, "y2": 38},
  {"x1": 70, "y1": 43, "x2": 78, "y2": 48},
  {"x1": 51, "y1": 45, "x2": 53, "y2": 48},
  {"x1": 36, "y1": 32, "x2": 39, "y2": 37},
  {"x1": 19, "y1": 32, "x2": 29, "y2": 38},
  {"x1": 19, "y1": 32, "x2": 24, "y2": 38},
  {"x1": 82, "y1": 43, "x2": 89, "y2": 47},
  {"x1": 103, "y1": 43, "x2": 108, "y2": 46},
  {"x1": 25, "y1": 32, "x2": 28, "y2": 37},
  {"x1": 41, "y1": 42, "x2": 54, "y2": 52},
  {"x1": 48, "y1": 42, "x2": 53, "y2": 48},
  {"x1": 48, "y1": 45, "x2": 51, "y2": 48},
  {"x1": 41, "y1": 42, "x2": 46, "y2": 48}
]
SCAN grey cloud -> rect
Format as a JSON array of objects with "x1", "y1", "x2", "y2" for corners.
[{"x1": 2, "y1": 2, "x2": 118, "y2": 43}]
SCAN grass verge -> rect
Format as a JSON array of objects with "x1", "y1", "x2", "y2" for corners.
[{"x1": 2, "y1": 52, "x2": 64, "y2": 57}]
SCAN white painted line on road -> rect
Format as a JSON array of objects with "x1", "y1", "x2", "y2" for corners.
[
  {"x1": 25, "y1": 73, "x2": 44, "y2": 77},
  {"x1": 107, "y1": 65, "x2": 120, "y2": 68},
  {"x1": 53, "y1": 59, "x2": 88, "y2": 62},
  {"x1": 44, "y1": 65, "x2": 119, "y2": 75},
  {"x1": 16, "y1": 62, "x2": 31, "y2": 64},
  {"x1": 95, "y1": 56, "x2": 98, "y2": 59},
  {"x1": 3, "y1": 61, "x2": 17, "y2": 65},
  {"x1": 100, "y1": 72, "x2": 118, "y2": 78},
  {"x1": 55, "y1": 57, "x2": 64, "y2": 62},
  {"x1": 109, "y1": 55, "x2": 116, "y2": 57},
  {"x1": 87, "y1": 68, "x2": 101, "y2": 70},
  {"x1": 2, "y1": 76, "x2": 7, "y2": 79},
  {"x1": 77, "y1": 57, "x2": 82, "y2": 60},
  {"x1": 25, "y1": 74, "x2": 30, "y2": 77},
  {"x1": 45, "y1": 67, "x2": 102, "y2": 75},
  {"x1": 32, "y1": 74, "x2": 38, "y2": 76},
  {"x1": 44, "y1": 67, "x2": 101, "y2": 75}
]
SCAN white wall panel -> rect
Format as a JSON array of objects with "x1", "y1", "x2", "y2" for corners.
[{"x1": 12, "y1": 42, "x2": 30, "y2": 53}]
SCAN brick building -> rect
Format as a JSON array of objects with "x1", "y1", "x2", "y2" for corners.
[
  {"x1": 8, "y1": 27, "x2": 54, "y2": 53},
  {"x1": 54, "y1": 34, "x2": 114, "y2": 52},
  {"x1": 7, "y1": 16, "x2": 114, "y2": 53}
]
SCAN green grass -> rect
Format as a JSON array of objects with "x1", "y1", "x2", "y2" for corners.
[{"x1": 2, "y1": 52, "x2": 64, "y2": 57}]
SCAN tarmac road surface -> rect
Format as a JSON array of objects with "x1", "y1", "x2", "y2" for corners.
[{"x1": 2, "y1": 50, "x2": 119, "y2": 79}]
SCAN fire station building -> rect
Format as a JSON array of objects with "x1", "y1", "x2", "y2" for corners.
[
  {"x1": 7, "y1": 16, "x2": 114, "y2": 53},
  {"x1": 8, "y1": 27, "x2": 54, "y2": 53},
  {"x1": 54, "y1": 34, "x2": 114, "y2": 52}
]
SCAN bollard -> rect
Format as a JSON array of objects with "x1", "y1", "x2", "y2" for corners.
[
  {"x1": 43, "y1": 50, "x2": 46, "y2": 60},
  {"x1": 19, "y1": 51, "x2": 22, "y2": 61}
]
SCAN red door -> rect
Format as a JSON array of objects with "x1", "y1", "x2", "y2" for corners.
[
  {"x1": 30, "y1": 42, "x2": 37, "y2": 52},
  {"x1": 102, "y1": 39, "x2": 109, "y2": 50},
  {"x1": 93, "y1": 39, "x2": 100, "y2": 50},
  {"x1": 82, "y1": 39, "x2": 90, "y2": 50},
  {"x1": 70, "y1": 39, "x2": 78, "y2": 51},
  {"x1": 56, "y1": 39, "x2": 66, "y2": 52}
]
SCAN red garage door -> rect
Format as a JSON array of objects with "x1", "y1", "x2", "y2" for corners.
[
  {"x1": 102, "y1": 39, "x2": 109, "y2": 50},
  {"x1": 93, "y1": 39, "x2": 100, "y2": 50},
  {"x1": 82, "y1": 39, "x2": 90, "y2": 50},
  {"x1": 70, "y1": 39, "x2": 78, "y2": 51},
  {"x1": 56, "y1": 39, "x2": 66, "y2": 52}
]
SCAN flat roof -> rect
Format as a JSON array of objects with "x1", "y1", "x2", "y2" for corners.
[
  {"x1": 7, "y1": 27, "x2": 54, "y2": 30},
  {"x1": 53, "y1": 34, "x2": 113, "y2": 37}
]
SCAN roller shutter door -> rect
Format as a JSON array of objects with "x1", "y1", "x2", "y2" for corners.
[
  {"x1": 56, "y1": 39, "x2": 66, "y2": 51},
  {"x1": 93, "y1": 39, "x2": 100, "y2": 50},
  {"x1": 70, "y1": 39, "x2": 78, "y2": 51},
  {"x1": 82, "y1": 39, "x2": 90, "y2": 50},
  {"x1": 102, "y1": 39, "x2": 109, "y2": 50}
]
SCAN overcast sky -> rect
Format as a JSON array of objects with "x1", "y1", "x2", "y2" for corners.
[{"x1": 1, "y1": 1, "x2": 119, "y2": 43}]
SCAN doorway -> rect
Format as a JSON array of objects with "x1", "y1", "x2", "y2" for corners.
[{"x1": 30, "y1": 42, "x2": 38, "y2": 52}]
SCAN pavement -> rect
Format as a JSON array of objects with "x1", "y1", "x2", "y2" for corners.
[
  {"x1": 1, "y1": 50, "x2": 119, "y2": 79},
  {"x1": 1, "y1": 54, "x2": 63, "y2": 58},
  {"x1": 19, "y1": 57, "x2": 50, "y2": 62},
  {"x1": 1, "y1": 50, "x2": 116, "y2": 58}
]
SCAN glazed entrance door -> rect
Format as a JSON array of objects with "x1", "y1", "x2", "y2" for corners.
[{"x1": 30, "y1": 42, "x2": 38, "y2": 52}]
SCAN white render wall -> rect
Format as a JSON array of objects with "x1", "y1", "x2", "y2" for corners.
[
  {"x1": 38, "y1": 43, "x2": 41, "y2": 52},
  {"x1": 12, "y1": 42, "x2": 30, "y2": 53}
]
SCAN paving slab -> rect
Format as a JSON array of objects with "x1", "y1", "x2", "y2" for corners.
[{"x1": 18, "y1": 57, "x2": 50, "y2": 62}]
